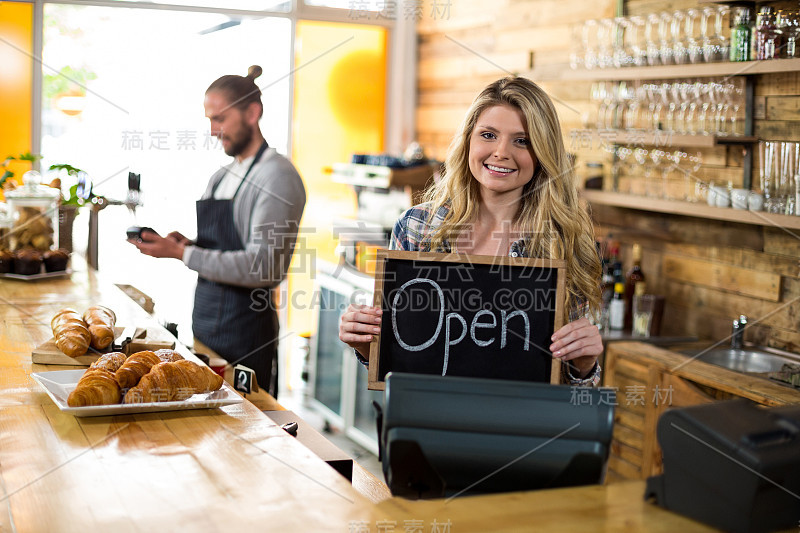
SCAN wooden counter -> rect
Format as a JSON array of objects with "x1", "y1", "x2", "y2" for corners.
[
  {"x1": 604, "y1": 341, "x2": 800, "y2": 482},
  {"x1": 0, "y1": 263, "x2": 765, "y2": 531}
]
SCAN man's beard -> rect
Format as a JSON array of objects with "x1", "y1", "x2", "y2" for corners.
[{"x1": 224, "y1": 125, "x2": 253, "y2": 157}]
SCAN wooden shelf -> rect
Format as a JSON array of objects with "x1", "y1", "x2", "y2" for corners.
[
  {"x1": 573, "y1": 130, "x2": 758, "y2": 148},
  {"x1": 529, "y1": 58, "x2": 800, "y2": 82},
  {"x1": 330, "y1": 162, "x2": 436, "y2": 189},
  {"x1": 582, "y1": 189, "x2": 800, "y2": 230}
]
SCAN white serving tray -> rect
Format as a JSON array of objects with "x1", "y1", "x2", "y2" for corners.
[
  {"x1": 32, "y1": 369, "x2": 242, "y2": 417},
  {"x1": 0, "y1": 269, "x2": 72, "y2": 281}
]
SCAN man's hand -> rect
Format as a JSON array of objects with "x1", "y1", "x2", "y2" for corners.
[
  {"x1": 129, "y1": 230, "x2": 186, "y2": 260},
  {"x1": 166, "y1": 231, "x2": 192, "y2": 246}
]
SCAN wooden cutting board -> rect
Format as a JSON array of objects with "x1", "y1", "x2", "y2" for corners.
[{"x1": 32, "y1": 326, "x2": 176, "y2": 366}]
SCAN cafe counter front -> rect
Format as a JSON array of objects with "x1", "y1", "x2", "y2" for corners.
[{"x1": 0, "y1": 260, "x2": 771, "y2": 532}]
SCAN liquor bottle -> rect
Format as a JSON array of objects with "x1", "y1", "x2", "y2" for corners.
[
  {"x1": 756, "y1": 7, "x2": 775, "y2": 60},
  {"x1": 609, "y1": 283, "x2": 626, "y2": 330},
  {"x1": 624, "y1": 243, "x2": 647, "y2": 331},
  {"x1": 731, "y1": 8, "x2": 752, "y2": 62},
  {"x1": 601, "y1": 258, "x2": 614, "y2": 309}
]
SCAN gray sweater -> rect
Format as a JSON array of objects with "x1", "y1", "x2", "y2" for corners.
[{"x1": 184, "y1": 148, "x2": 306, "y2": 289}]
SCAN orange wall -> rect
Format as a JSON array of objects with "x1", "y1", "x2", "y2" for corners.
[
  {"x1": 289, "y1": 20, "x2": 387, "y2": 335},
  {"x1": 0, "y1": 2, "x2": 34, "y2": 189}
]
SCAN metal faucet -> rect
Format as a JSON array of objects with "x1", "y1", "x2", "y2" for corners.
[{"x1": 731, "y1": 315, "x2": 748, "y2": 350}]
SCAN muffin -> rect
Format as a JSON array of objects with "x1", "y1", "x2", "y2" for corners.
[
  {"x1": 43, "y1": 248, "x2": 70, "y2": 272},
  {"x1": 13, "y1": 249, "x2": 43, "y2": 275},
  {"x1": 0, "y1": 250, "x2": 13, "y2": 274}
]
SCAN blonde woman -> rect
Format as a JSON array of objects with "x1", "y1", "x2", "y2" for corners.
[{"x1": 339, "y1": 76, "x2": 603, "y2": 385}]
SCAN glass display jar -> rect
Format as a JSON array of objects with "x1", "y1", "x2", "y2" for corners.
[
  {"x1": 0, "y1": 203, "x2": 11, "y2": 250},
  {"x1": 5, "y1": 171, "x2": 61, "y2": 252}
]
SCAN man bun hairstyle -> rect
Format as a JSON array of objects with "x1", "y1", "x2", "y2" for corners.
[
  {"x1": 246, "y1": 65, "x2": 262, "y2": 80},
  {"x1": 207, "y1": 65, "x2": 263, "y2": 115}
]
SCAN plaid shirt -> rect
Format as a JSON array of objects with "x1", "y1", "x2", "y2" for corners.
[{"x1": 390, "y1": 202, "x2": 601, "y2": 387}]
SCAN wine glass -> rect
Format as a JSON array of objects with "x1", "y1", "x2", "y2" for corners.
[
  {"x1": 779, "y1": 142, "x2": 798, "y2": 213},
  {"x1": 613, "y1": 146, "x2": 634, "y2": 193},
  {"x1": 692, "y1": 81, "x2": 712, "y2": 135},
  {"x1": 646, "y1": 13, "x2": 661, "y2": 65},
  {"x1": 598, "y1": 18, "x2": 615, "y2": 68},
  {"x1": 613, "y1": 17, "x2": 630, "y2": 68},
  {"x1": 628, "y1": 16, "x2": 647, "y2": 66},
  {"x1": 701, "y1": 7, "x2": 717, "y2": 62},
  {"x1": 648, "y1": 149, "x2": 667, "y2": 198},
  {"x1": 671, "y1": 10, "x2": 688, "y2": 65},
  {"x1": 651, "y1": 82, "x2": 668, "y2": 132},
  {"x1": 714, "y1": 6, "x2": 731, "y2": 61},
  {"x1": 761, "y1": 141, "x2": 781, "y2": 212},
  {"x1": 659, "y1": 12, "x2": 674, "y2": 65},
  {"x1": 676, "y1": 81, "x2": 692, "y2": 134},
  {"x1": 583, "y1": 19, "x2": 599, "y2": 69},
  {"x1": 685, "y1": 9, "x2": 704, "y2": 63},
  {"x1": 721, "y1": 80, "x2": 744, "y2": 136},
  {"x1": 687, "y1": 151, "x2": 703, "y2": 201},
  {"x1": 590, "y1": 81, "x2": 606, "y2": 129},
  {"x1": 704, "y1": 80, "x2": 723, "y2": 135},
  {"x1": 627, "y1": 81, "x2": 649, "y2": 130},
  {"x1": 663, "y1": 82, "x2": 679, "y2": 133},
  {"x1": 635, "y1": 148, "x2": 656, "y2": 197},
  {"x1": 668, "y1": 150, "x2": 689, "y2": 201}
]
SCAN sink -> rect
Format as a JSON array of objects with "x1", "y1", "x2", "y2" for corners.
[{"x1": 681, "y1": 347, "x2": 800, "y2": 374}]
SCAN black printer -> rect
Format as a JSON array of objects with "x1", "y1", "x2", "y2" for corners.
[{"x1": 646, "y1": 399, "x2": 800, "y2": 533}]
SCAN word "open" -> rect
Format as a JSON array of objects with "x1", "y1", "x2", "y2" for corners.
[{"x1": 391, "y1": 278, "x2": 531, "y2": 376}]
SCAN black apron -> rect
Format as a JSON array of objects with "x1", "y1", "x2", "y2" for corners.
[{"x1": 192, "y1": 141, "x2": 279, "y2": 398}]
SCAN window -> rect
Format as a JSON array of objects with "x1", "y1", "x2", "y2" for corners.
[{"x1": 41, "y1": 3, "x2": 292, "y2": 344}]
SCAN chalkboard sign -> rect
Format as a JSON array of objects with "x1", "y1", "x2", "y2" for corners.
[{"x1": 368, "y1": 250, "x2": 566, "y2": 390}]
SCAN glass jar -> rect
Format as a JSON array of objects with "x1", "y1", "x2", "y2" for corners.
[
  {"x1": 5, "y1": 171, "x2": 61, "y2": 252},
  {"x1": 0, "y1": 203, "x2": 11, "y2": 250}
]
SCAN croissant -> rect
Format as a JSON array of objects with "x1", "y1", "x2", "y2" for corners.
[
  {"x1": 67, "y1": 369, "x2": 121, "y2": 407},
  {"x1": 82, "y1": 305, "x2": 116, "y2": 350},
  {"x1": 154, "y1": 349, "x2": 184, "y2": 363},
  {"x1": 124, "y1": 360, "x2": 224, "y2": 404},
  {"x1": 115, "y1": 350, "x2": 161, "y2": 389},
  {"x1": 89, "y1": 351, "x2": 128, "y2": 373},
  {"x1": 51, "y1": 309, "x2": 91, "y2": 358}
]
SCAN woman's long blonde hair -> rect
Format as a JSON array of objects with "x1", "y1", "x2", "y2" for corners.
[{"x1": 425, "y1": 76, "x2": 601, "y2": 316}]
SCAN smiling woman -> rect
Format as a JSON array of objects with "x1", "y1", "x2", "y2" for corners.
[
  {"x1": 468, "y1": 104, "x2": 538, "y2": 202},
  {"x1": 340, "y1": 77, "x2": 604, "y2": 386}
]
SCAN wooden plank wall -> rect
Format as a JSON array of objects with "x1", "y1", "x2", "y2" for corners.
[
  {"x1": 416, "y1": 0, "x2": 800, "y2": 352},
  {"x1": 417, "y1": 0, "x2": 615, "y2": 161}
]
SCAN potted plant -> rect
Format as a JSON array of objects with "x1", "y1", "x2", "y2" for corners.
[
  {"x1": 48, "y1": 163, "x2": 91, "y2": 252},
  {"x1": 0, "y1": 152, "x2": 42, "y2": 201}
]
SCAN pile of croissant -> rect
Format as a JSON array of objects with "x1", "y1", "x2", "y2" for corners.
[
  {"x1": 67, "y1": 349, "x2": 224, "y2": 407},
  {"x1": 51, "y1": 305, "x2": 117, "y2": 357}
]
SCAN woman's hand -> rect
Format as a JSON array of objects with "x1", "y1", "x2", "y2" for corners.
[
  {"x1": 549, "y1": 317, "x2": 603, "y2": 378},
  {"x1": 339, "y1": 304, "x2": 382, "y2": 361}
]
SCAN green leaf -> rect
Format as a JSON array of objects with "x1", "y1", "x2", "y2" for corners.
[
  {"x1": 49, "y1": 163, "x2": 85, "y2": 176},
  {"x1": 62, "y1": 183, "x2": 84, "y2": 206},
  {"x1": 18, "y1": 152, "x2": 42, "y2": 162}
]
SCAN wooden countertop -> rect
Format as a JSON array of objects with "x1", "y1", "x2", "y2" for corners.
[
  {"x1": 0, "y1": 259, "x2": 765, "y2": 531},
  {"x1": 607, "y1": 341, "x2": 800, "y2": 406}
]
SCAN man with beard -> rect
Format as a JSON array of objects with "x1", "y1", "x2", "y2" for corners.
[{"x1": 131, "y1": 65, "x2": 306, "y2": 400}]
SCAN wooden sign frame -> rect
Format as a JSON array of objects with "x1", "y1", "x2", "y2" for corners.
[{"x1": 368, "y1": 250, "x2": 566, "y2": 390}]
